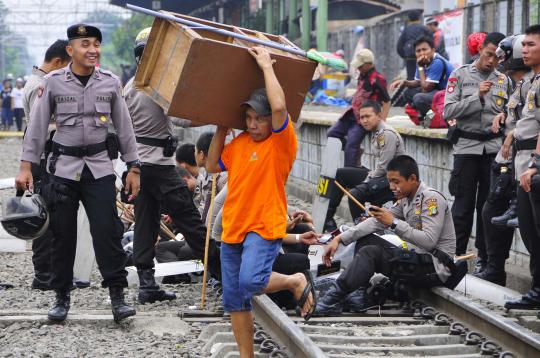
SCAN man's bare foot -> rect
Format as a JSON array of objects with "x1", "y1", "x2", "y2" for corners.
[{"x1": 291, "y1": 272, "x2": 315, "y2": 317}]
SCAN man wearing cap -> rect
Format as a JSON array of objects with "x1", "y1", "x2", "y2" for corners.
[
  {"x1": 124, "y1": 30, "x2": 221, "y2": 304},
  {"x1": 328, "y1": 48, "x2": 390, "y2": 169},
  {"x1": 15, "y1": 23, "x2": 139, "y2": 323},
  {"x1": 206, "y1": 46, "x2": 315, "y2": 357},
  {"x1": 324, "y1": 48, "x2": 390, "y2": 231},
  {"x1": 425, "y1": 17, "x2": 448, "y2": 60}
]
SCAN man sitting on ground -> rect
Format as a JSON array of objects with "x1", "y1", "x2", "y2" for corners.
[{"x1": 317, "y1": 155, "x2": 458, "y2": 315}]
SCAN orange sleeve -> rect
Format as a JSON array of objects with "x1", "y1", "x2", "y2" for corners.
[
  {"x1": 219, "y1": 136, "x2": 237, "y2": 171},
  {"x1": 271, "y1": 113, "x2": 297, "y2": 159}
]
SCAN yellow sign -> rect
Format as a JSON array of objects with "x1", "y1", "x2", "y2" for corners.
[{"x1": 317, "y1": 177, "x2": 329, "y2": 196}]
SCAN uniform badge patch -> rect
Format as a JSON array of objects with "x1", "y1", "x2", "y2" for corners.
[
  {"x1": 426, "y1": 198, "x2": 438, "y2": 216},
  {"x1": 415, "y1": 209, "x2": 421, "y2": 215},
  {"x1": 249, "y1": 152, "x2": 258, "y2": 162},
  {"x1": 496, "y1": 98, "x2": 502, "y2": 106},
  {"x1": 37, "y1": 86, "x2": 44, "y2": 98},
  {"x1": 415, "y1": 222, "x2": 422, "y2": 229},
  {"x1": 447, "y1": 77, "x2": 457, "y2": 93},
  {"x1": 377, "y1": 133, "x2": 385, "y2": 147},
  {"x1": 529, "y1": 102, "x2": 535, "y2": 110},
  {"x1": 99, "y1": 115, "x2": 107, "y2": 122}
]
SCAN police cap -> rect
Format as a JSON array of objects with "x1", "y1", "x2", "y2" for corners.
[{"x1": 67, "y1": 24, "x2": 102, "y2": 43}]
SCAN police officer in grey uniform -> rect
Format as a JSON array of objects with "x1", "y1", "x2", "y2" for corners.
[
  {"x1": 346, "y1": 101, "x2": 405, "y2": 223},
  {"x1": 22, "y1": 39, "x2": 71, "y2": 290},
  {"x1": 504, "y1": 25, "x2": 540, "y2": 310},
  {"x1": 477, "y1": 36, "x2": 532, "y2": 286},
  {"x1": 316, "y1": 155, "x2": 459, "y2": 315},
  {"x1": 443, "y1": 32, "x2": 510, "y2": 273},
  {"x1": 125, "y1": 37, "x2": 221, "y2": 304},
  {"x1": 16, "y1": 24, "x2": 138, "y2": 323}
]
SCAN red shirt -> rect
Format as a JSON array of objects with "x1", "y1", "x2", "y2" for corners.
[{"x1": 350, "y1": 68, "x2": 390, "y2": 121}]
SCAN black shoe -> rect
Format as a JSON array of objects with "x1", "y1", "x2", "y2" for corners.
[
  {"x1": 505, "y1": 287, "x2": 540, "y2": 310},
  {"x1": 473, "y1": 260, "x2": 506, "y2": 286},
  {"x1": 491, "y1": 200, "x2": 517, "y2": 227},
  {"x1": 315, "y1": 281, "x2": 346, "y2": 316},
  {"x1": 323, "y1": 218, "x2": 338, "y2": 233},
  {"x1": 48, "y1": 290, "x2": 70, "y2": 322},
  {"x1": 343, "y1": 288, "x2": 371, "y2": 312},
  {"x1": 73, "y1": 278, "x2": 90, "y2": 289},
  {"x1": 31, "y1": 272, "x2": 51, "y2": 291},
  {"x1": 137, "y1": 269, "x2": 176, "y2": 304},
  {"x1": 109, "y1": 286, "x2": 136, "y2": 323},
  {"x1": 507, "y1": 217, "x2": 519, "y2": 229},
  {"x1": 472, "y1": 257, "x2": 487, "y2": 275}
]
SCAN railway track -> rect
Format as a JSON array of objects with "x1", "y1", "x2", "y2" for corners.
[{"x1": 200, "y1": 286, "x2": 540, "y2": 358}]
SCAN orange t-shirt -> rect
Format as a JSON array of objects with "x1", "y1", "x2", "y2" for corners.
[{"x1": 219, "y1": 115, "x2": 297, "y2": 244}]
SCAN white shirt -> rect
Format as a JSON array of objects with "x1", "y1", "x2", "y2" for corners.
[{"x1": 11, "y1": 87, "x2": 24, "y2": 109}]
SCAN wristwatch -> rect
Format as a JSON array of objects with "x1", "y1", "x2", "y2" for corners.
[
  {"x1": 390, "y1": 218, "x2": 399, "y2": 230},
  {"x1": 126, "y1": 160, "x2": 141, "y2": 169}
]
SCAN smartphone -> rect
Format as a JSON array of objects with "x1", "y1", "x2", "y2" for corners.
[{"x1": 318, "y1": 227, "x2": 341, "y2": 244}]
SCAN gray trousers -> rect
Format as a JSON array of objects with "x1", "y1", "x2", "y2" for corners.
[{"x1": 404, "y1": 88, "x2": 438, "y2": 116}]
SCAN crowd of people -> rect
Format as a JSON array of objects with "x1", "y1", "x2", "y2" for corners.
[{"x1": 3, "y1": 12, "x2": 540, "y2": 358}]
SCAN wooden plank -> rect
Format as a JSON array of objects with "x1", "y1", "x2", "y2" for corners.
[{"x1": 134, "y1": 17, "x2": 168, "y2": 88}]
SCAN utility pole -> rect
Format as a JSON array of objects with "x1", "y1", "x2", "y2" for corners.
[
  {"x1": 316, "y1": 0, "x2": 327, "y2": 51},
  {"x1": 301, "y1": 0, "x2": 311, "y2": 50}
]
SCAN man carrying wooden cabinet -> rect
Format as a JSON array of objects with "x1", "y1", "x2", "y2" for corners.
[{"x1": 206, "y1": 46, "x2": 316, "y2": 357}]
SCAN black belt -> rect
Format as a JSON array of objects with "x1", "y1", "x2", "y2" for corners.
[
  {"x1": 459, "y1": 130, "x2": 503, "y2": 141},
  {"x1": 515, "y1": 138, "x2": 537, "y2": 151},
  {"x1": 52, "y1": 141, "x2": 107, "y2": 157},
  {"x1": 136, "y1": 136, "x2": 168, "y2": 148}
]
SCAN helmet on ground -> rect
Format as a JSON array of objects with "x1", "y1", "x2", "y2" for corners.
[{"x1": 0, "y1": 192, "x2": 49, "y2": 240}]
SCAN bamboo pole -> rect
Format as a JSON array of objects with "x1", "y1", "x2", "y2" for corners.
[
  {"x1": 334, "y1": 180, "x2": 373, "y2": 217},
  {"x1": 201, "y1": 174, "x2": 217, "y2": 309}
]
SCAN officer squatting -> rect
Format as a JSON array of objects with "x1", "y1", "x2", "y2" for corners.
[{"x1": 3, "y1": 16, "x2": 540, "y2": 357}]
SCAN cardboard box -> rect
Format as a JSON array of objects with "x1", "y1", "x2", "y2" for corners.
[{"x1": 134, "y1": 12, "x2": 317, "y2": 129}]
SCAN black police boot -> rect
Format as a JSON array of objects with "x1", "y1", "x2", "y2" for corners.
[
  {"x1": 109, "y1": 286, "x2": 136, "y2": 323},
  {"x1": 507, "y1": 217, "x2": 519, "y2": 229},
  {"x1": 137, "y1": 269, "x2": 176, "y2": 304},
  {"x1": 323, "y1": 218, "x2": 338, "y2": 233},
  {"x1": 491, "y1": 199, "x2": 518, "y2": 227},
  {"x1": 474, "y1": 258, "x2": 506, "y2": 286},
  {"x1": 505, "y1": 286, "x2": 540, "y2": 310},
  {"x1": 47, "y1": 289, "x2": 70, "y2": 322},
  {"x1": 472, "y1": 257, "x2": 487, "y2": 275},
  {"x1": 315, "y1": 281, "x2": 347, "y2": 316},
  {"x1": 343, "y1": 288, "x2": 371, "y2": 312},
  {"x1": 31, "y1": 271, "x2": 51, "y2": 291}
]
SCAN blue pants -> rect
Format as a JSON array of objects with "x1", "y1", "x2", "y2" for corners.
[
  {"x1": 327, "y1": 110, "x2": 366, "y2": 167},
  {"x1": 1, "y1": 107, "x2": 13, "y2": 126},
  {"x1": 221, "y1": 232, "x2": 282, "y2": 312}
]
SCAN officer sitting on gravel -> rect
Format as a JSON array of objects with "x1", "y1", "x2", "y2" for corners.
[{"x1": 316, "y1": 155, "x2": 461, "y2": 315}]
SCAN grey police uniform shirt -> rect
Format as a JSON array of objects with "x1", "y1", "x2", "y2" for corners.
[
  {"x1": 366, "y1": 121, "x2": 405, "y2": 179},
  {"x1": 21, "y1": 64, "x2": 139, "y2": 181},
  {"x1": 494, "y1": 72, "x2": 534, "y2": 164},
  {"x1": 514, "y1": 73, "x2": 540, "y2": 177},
  {"x1": 123, "y1": 76, "x2": 188, "y2": 166},
  {"x1": 340, "y1": 181, "x2": 456, "y2": 282},
  {"x1": 23, "y1": 66, "x2": 47, "y2": 121},
  {"x1": 443, "y1": 62, "x2": 512, "y2": 155}
]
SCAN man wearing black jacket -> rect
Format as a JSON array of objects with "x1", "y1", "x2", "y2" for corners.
[{"x1": 397, "y1": 10, "x2": 432, "y2": 80}]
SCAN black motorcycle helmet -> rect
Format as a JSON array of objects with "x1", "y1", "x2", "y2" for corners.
[
  {"x1": 496, "y1": 34, "x2": 525, "y2": 63},
  {"x1": 1, "y1": 192, "x2": 49, "y2": 240},
  {"x1": 134, "y1": 41, "x2": 146, "y2": 64}
]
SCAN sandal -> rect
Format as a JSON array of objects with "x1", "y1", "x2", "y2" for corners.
[{"x1": 297, "y1": 270, "x2": 317, "y2": 321}]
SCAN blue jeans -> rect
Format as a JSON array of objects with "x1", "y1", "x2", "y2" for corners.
[
  {"x1": 327, "y1": 110, "x2": 366, "y2": 167},
  {"x1": 220, "y1": 232, "x2": 282, "y2": 312},
  {"x1": 1, "y1": 107, "x2": 13, "y2": 126}
]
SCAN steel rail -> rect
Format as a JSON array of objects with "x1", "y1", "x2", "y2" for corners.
[
  {"x1": 418, "y1": 286, "x2": 540, "y2": 357},
  {"x1": 252, "y1": 294, "x2": 327, "y2": 358}
]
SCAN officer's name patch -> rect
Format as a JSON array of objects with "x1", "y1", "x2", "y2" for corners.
[
  {"x1": 96, "y1": 95, "x2": 112, "y2": 102},
  {"x1": 55, "y1": 96, "x2": 76, "y2": 103}
]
